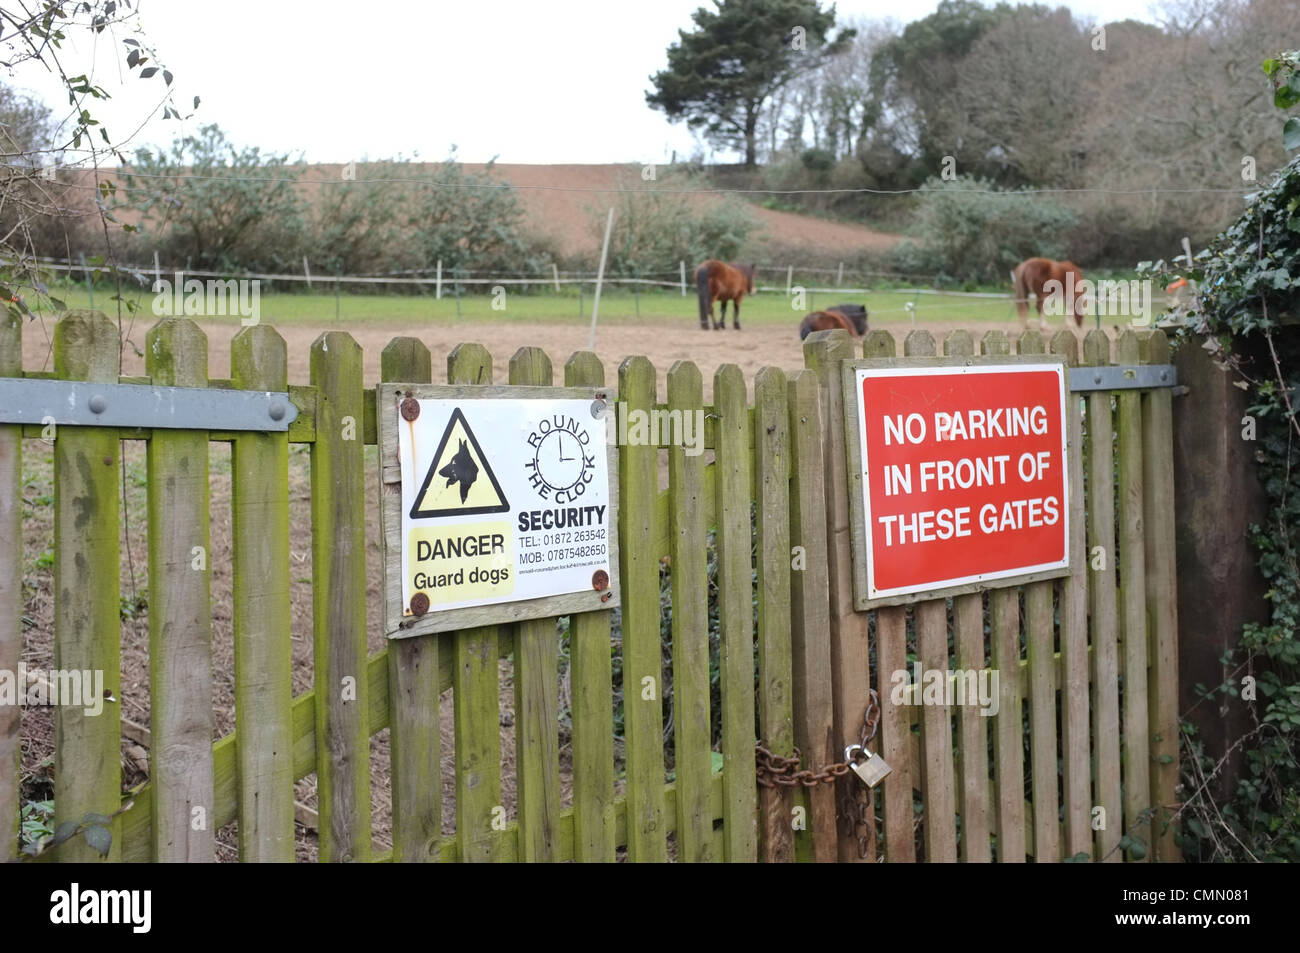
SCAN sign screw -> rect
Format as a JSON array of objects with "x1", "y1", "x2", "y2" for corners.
[
  {"x1": 409, "y1": 592, "x2": 430, "y2": 616},
  {"x1": 592, "y1": 570, "x2": 609, "y2": 591},
  {"x1": 590, "y1": 398, "x2": 606, "y2": 420},
  {"x1": 88, "y1": 394, "x2": 107, "y2": 414},
  {"x1": 268, "y1": 401, "x2": 286, "y2": 421},
  {"x1": 400, "y1": 398, "x2": 421, "y2": 421}
]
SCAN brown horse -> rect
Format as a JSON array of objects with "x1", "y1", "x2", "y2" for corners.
[
  {"x1": 696, "y1": 260, "x2": 755, "y2": 330},
  {"x1": 1012, "y1": 257, "x2": 1087, "y2": 329},
  {"x1": 799, "y1": 303, "x2": 869, "y2": 340}
]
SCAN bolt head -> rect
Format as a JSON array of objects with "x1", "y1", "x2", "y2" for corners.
[
  {"x1": 268, "y1": 401, "x2": 286, "y2": 421},
  {"x1": 590, "y1": 398, "x2": 606, "y2": 420},
  {"x1": 409, "y1": 592, "x2": 430, "y2": 616},
  {"x1": 400, "y1": 398, "x2": 420, "y2": 421},
  {"x1": 88, "y1": 394, "x2": 107, "y2": 414}
]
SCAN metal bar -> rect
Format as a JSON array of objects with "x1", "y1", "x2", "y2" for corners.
[
  {"x1": 0, "y1": 377, "x2": 298, "y2": 431},
  {"x1": 1068, "y1": 364, "x2": 1176, "y2": 392}
]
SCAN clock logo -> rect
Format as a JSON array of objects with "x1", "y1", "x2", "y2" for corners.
[{"x1": 525, "y1": 414, "x2": 595, "y2": 502}]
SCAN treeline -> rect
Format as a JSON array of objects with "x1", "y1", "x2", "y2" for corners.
[{"x1": 703, "y1": 0, "x2": 1300, "y2": 275}]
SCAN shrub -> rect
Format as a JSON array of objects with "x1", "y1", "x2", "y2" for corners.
[{"x1": 888, "y1": 174, "x2": 1077, "y2": 284}]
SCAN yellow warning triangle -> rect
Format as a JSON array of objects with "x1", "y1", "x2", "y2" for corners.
[{"x1": 410, "y1": 407, "x2": 509, "y2": 518}]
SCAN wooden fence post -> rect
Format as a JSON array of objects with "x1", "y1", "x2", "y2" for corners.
[
  {"x1": 983, "y1": 330, "x2": 1025, "y2": 863},
  {"x1": 1083, "y1": 330, "x2": 1122, "y2": 863},
  {"x1": 1140, "y1": 330, "x2": 1181, "y2": 862},
  {"x1": 803, "y1": 329, "x2": 874, "y2": 863},
  {"x1": 786, "y1": 368, "x2": 838, "y2": 863},
  {"x1": 53, "y1": 311, "x2": 122, "y2": 862},
  {"x1": 862, "y1": 330, "x2": 913, "y2": 864},
  {"x1": 1050, "y1": 329, "x2": 1091, "y2": 860},
  {"x1": 754, "y1": 366, "x2": 794, "y2": 863},
  {"x1": 565, "y1": 351, "x2": 615, "y2": 863},
  {"x1": 310, "y1": 331, "x2": 371, "y2": 862},
  {"x1": 382, "y1": 337, "x2": 442, "y2": 863},
  {"x1": 617, "y1": 355, "x2": 667, "y2": 861},
  {"x1": 509, "y1": 347, "x2": 562, "y2": 862},
  {"x1": 146, "y1": 318, "x2": 214, "y2": 862},
  {"x1": 944, "y1": 330, "x2": 991, "y2": 863},
  {"x1": 1114, "y1": 330, "x2": 1150, "y2": 862},
  {"x1": 666, "y1": 360, "x2": 714, "y2": 862},
  {"x1": 1017, "y1": 329, "x2": 1059, "y2": 863},
  {"x1": 0, "y1": 309, "x2": 20, "y2": 861},
  {"x1": 446, "y1": 343, "x2": 503, "y2": 863},
  {"x1": 715, "y1": 363, "x2": 758, "y2": 862},
  {"x1": 231, "y1": 324, "x2": 294, "y2": 862}
]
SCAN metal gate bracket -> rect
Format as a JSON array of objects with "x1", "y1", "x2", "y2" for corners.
[
  {"x1": 1068, "y1": 364, "x2": 1176, "y2": 392},
  {"x1": 0, "y1": 377, "x2": 298, "y2": 431}
]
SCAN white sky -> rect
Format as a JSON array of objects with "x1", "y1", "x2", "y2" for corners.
[{"x1": 7, "y1": 0, "x2": 1164, "y2": 166}]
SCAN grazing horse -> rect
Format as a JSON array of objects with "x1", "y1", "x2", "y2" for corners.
[
  {"x1": 1012, "y1": 257, "x2": 1087, "y2": 330},
  {"x1": 799, "y1": 303, "x2": 869, "y2": 340},
  {"x1": 696, "y1": 260, "x2": 755, "y2": 330}
]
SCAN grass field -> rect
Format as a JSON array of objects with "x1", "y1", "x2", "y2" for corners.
[{"x1": 35, "y1": 284, "x2": 1052, "y2": 328}]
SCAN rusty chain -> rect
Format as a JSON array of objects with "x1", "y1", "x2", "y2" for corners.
[
  {"x1": 754, "y1": 690, "x2": 881, "y2": 859},
  {"x1": 753, "y1": 689, "x2": 882, "y2": 789}
]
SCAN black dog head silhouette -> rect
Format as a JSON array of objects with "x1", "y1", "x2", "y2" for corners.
[{"x1": 438, "y1": 438, "x2": 479, "y2": 503}]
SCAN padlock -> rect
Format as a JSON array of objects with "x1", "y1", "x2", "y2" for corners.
[{"x1": 845, "y1": 743, "x2": 891, "y2": 788}]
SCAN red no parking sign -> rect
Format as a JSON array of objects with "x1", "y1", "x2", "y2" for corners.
[{"x1": 843, "y1": 361, "x2": 1071, "y2": 607}]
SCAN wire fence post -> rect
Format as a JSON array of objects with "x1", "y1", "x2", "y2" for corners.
[
  {"x1": 303, "y1": 256, "x2": 312, "y2": 290},
  {"x1": 837, "y1": 262, "x2": 843, "y2": 287},
  {"x1": 588, "y1": 207, "x2": 614, "y2": 350},
  {"x1": 680, "y1": 260, "x2": 686, "y2": 297},
  {"x1": 786, "y1": 264, "x2": 793, "y2": 297},
  {"x1": 454, "y1": 266, "x2": 462, "y2": 320},
  {"x1": 334, "y1": 271, "x2": 341, "y2": 321},
  {"x1": 436, "y1": 259, "x2": 442, "y2": 300},
  {"x1": 79, "y1": 252, "x2": 93, "y2": 308},
  {"x1": 552, "y1": 262, "x2": 560, "y2": 293},
  {"x1": 632, "y1": 264, "x2": 640, "y2": 319}
]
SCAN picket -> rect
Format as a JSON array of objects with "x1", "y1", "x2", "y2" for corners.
[
  {"x1": 754, "y1": 366, "x2": 794, "y2": 863},
  {"x1": 564, "y1": 351, "x2": 616, "y2": 863},
  {"x1": 1115, "y1": 330, "x2": 1151, "y2": 863},
  {"x1": 310, "y1": 331, "x2": 371, "y2": 862},
  {"x1": 145, "y1": 318, "x2": 214, "y2": 862},
  {"x1": 53, "y1": 312, "x2": 123, "y2": 862},
  {"x1": 0, "y1": 310, "x2": 21, "y2": 862},
  {"x1": 667, "y1": 360, "x2": 714, "y2": 862}
]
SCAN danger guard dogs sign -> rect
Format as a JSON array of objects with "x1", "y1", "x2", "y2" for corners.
[
  {"x1": 842, "y1": 358, "x2": 1071, "y2": 608},
  {"x1": 378, "y1": 385, "x2": 618, "y2": 637}
]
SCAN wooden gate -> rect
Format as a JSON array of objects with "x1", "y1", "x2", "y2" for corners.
[{"x1": 0, "y1": 311, "x2": 1180, "y2": 862}]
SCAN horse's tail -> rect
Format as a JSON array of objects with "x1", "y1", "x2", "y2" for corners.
[
  {"x1": 696, "y1": 263, "x2": 711, "y2": 326},
  {"x1": 1012, "y1": 263, "x2": 1030, "y2": 323},
  {"x1": 798, "y1": 315, "x2": 812, "y2": 340}
]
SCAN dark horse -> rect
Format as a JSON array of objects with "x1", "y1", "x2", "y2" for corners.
[
  {"x1": 696, "y1": 260, "x2": 755, "y2": 330},
  {"x1": 799, "y1": 303, "x2": 868, "y2": 340},
  {"x1": 1012, "y1": 257, "x2": 1087, "y2": 330}
]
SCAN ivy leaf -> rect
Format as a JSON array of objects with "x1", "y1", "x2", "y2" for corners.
[
  {"x1": 1284, "y1": 118, "x2": 1300, "y2": 151},
  {"x1": 51, "y1": 821, "x2": 79, "y2": 845},
  {"x1": 163, "y1": 70, "x2": 173, "y2": 86},
  {"x1": 140, "y1": 67, "x2": 158, "y2": 79},
  {"x1": 82, "y1": 824, "x2": 112, "y2": 857}
]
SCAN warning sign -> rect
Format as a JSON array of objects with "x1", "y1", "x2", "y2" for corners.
[
  {"x1": 379, "y1": 387, "x2": 619, "y2": 637},
  {"x1": 844, "y1": 361, "x2": 1070, "y2": 607},
  {"x1": 410, "y1": 408, "x2": 509, "y2": 517}
]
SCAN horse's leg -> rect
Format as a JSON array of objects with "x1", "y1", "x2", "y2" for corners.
[
  {"x1": 733, "y1": 295, "x2": 742, "y2": 330},
  {"x1": 1037, "y1": 292, "x2": 1049, "y2": 332},
  {"x1": 714, "y1": 300, "x2": 725, "y2": 330}
]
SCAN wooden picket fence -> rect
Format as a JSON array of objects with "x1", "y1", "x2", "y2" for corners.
[{"x1": 0, "y1": 310, "x2": 1181, "y2": 862}]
